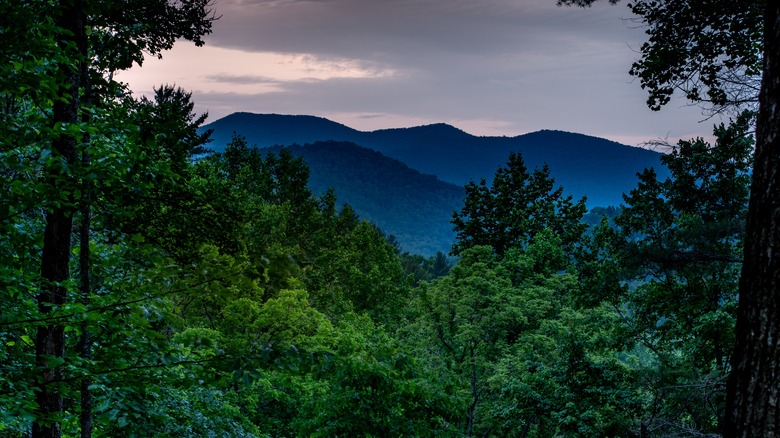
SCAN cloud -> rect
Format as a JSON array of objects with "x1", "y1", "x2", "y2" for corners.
[
  {"x1": 204, "y1": 0, "x2": 616, "y2": 67},
  {"x1": 206, "y1": 74, "x2": 286, "y2": 85},
  {"x1": 119, "y1": 43, "x2": 397, "y2": 95}
]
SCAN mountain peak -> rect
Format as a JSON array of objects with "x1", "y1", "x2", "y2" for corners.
[
  {"x1": 372, "y1": 122, "x2": 471, "y2": 139},
  {"x1": 205, "y1": 112, "x2": 360, "y2": 148}
]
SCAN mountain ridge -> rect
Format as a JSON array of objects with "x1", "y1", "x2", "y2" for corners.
[
  {"x1": 263, "y1": 140, "x2": 464, "y2": 255},
  {"x1": 200, "y1": 113, "x2": 671, "y2": 254},
  {"x1": 203, "y1": 112, "x2": 669, "y2": 208}
]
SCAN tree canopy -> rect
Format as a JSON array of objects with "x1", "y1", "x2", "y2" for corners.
[
  {"x1": 560, "y1": 0, "x2": 763, "y2": 113},
  {"x1": 451, "y1": 151, "x2": 587, "y2": 257},
  {"x1": 561, "y1": 0, "x2": 780, "y2": 435},
  {"x1": 2, "y1": 0, "x2": 777, "y2": 436}
]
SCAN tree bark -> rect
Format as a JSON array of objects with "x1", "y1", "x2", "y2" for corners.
[
  {"x1": 34, "y1": 208, "x2": 72, "y2": 438},
  {"x1": 33, "y1": 1, "x2": 84, "y2": 437},
  {"x1": 78, "y1": 83, "x2": 93, "y2": 438},
  {"x1": 78, "y1": 203, "x2": 93, "y2": 438},
  {"x1": 725, "y1": 1, "x2": 780, "y2": 436}
]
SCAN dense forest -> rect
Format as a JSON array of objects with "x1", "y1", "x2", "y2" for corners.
[{"x1": 1, "y1": 0, "x2": 777, "y2": 437}]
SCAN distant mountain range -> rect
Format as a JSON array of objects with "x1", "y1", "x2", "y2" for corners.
[
  {"x1": 203, "y1": 112, "x2": 669, "y2": 208},
  {"x1": 201, "y1": 112, "x2": 669, "y2": 254}
]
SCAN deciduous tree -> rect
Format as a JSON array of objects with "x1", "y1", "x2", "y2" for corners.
[
  {"x1": 559, "y1": 1, "x2": 780, "y2": 433},
  {"x1": 580, "y1": 114, "x2": 753, "y2": 434},
  {"x1": 0, "y1": 1, "x2": 215, "y2": 436}
]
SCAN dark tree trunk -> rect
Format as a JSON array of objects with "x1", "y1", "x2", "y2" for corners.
[
  {"x1": 725, "y1": 1, "x2": 780, "y2": 436},
  {"x1": 78, "y1": 87, "x2": 93, "y2": 438},
  {"x1": 34, "y1": 208, "x2": 72, "y2": 438},
  {"x1": 33, "y1": 1, "x2": 84, "y2": 437},
  {"x1": 78, "y1": 204, "x2": 92, "y2": 438}
]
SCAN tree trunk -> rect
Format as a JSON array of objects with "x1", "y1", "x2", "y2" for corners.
[
  {"x1": 78, "y1": 204, "x2": 93, "y2": 438},
  {"x1": 78, "y1": 40, "x2": 94, "y2": 438},
  {"x1": 33, "y1": 1, "x2": 84, "y2": 437},
  {"x1": 34, "y1": 208, "x2": 72, "y2": 438},
  {"x1": 725, "y1": 1, "x2": 780, "y2": 436}
]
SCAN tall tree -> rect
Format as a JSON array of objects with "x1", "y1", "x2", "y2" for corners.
[
  {"x1": 0, "y1": 1, "x2": 216, "y2": 436},
  {"x1": 451, "y1": 151, "x2": 587, "y2": 257},
  {"x1": 560, "y1": 0, "x2": 780, "y2": 434},
  {"x1": 726, "y1": 3, "x2": 780, "y2": 435},
  {"x1": 34, "y1": 3, "x2": 86, "y2": 435},
  {"x1": 578, "y1": 115, "x2": 753, "y2": 434}
]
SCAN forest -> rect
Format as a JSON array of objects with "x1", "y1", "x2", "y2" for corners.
[{"x1": 1, "y1": 0, "x2": 779, "y2": 437}]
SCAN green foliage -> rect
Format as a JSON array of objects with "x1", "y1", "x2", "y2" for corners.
[
  {"x1": 134, "y1": 85, "x2": 214, "y2": 171},
  {"x1": 408, "y1": 234, "x2": 638, "y2": 436},
  {"x1": 0, "y1": 2, "x2": 217, "y2": 433},
  {"x1": 617, "y1": 113, "x2": 752, "y2": 362},
  {"x1": 577, "y1": 113, "x2": 753, "y2": 435},
  {"x1": 141, "y1": 386, "x2": 261, "y2": 437},
  {"x1": 452, "y1": 151, "x2": 587, "y2": 257},
  {"x1": 2, "y1": 1, "x2": 758, "y2": 435},
  {"x1": 400, "y1": 251, "x2": 453, "y2": 286},
  {"x1": 299, "y1": 316, "x2": 460, "y2": 437},
  {"x1": 492, "y1": 309, "x2": 639, "y2": 437},
  {"x1": 86, "y1": 0, "x2": 216, "y2": 72},
  {"x1": 307, "y1": 221, "x2": 409, "y2": 325},
  {"x1": 560, "y1": 0, "x2": 763, "y2": 112}
]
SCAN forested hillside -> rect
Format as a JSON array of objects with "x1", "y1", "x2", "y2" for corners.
[
  {"x1": 261, "y1": 141, "x2": 463, "y2": 255},
  {"x1": 0, "y1": 1, "x2": 758, "y2": 437},
  {"x1": 203, "y1": 112, "x2": 670, "y2": 208}
]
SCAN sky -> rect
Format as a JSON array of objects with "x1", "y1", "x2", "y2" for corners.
[{"x1": 119, "y1": 0, "x2": 722, "y2": 148}]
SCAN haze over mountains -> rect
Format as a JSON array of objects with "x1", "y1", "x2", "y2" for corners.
[{"x1": 201, "y1": 112, "x2": 669, "y2": 254}]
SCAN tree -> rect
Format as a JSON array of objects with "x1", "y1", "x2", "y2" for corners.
[
  {"x1": 416, "y1": 246, "x2": 518, "y2": 435},
  {"x1": 400, "y1": 251, "x2": 453, "y2": 286},
  {"x1": 451, "y1": 151, "x2": 587, "y2": 257},
  {"x1": 412, "y1": 231, "x2": 637, "y2": 436},
  {"x1": 561, "y1": 0, "x2": 763, "y2": 114},
  {"x1": 106, "y1": 85, "x2": 238, "y2": 261},
  {"x1": 726, "y1": 4, "x2": 780, "y2": 435},
  {"x1": 134, "y1": 85, "x2": 213, "y2": 172},
  {"x1": 560, "y1": 0, "x2": 780, "y2": 434},
  {"x1": 578, "y1": 115, "x2": 753, "y2": 435},
  {"x1": 0, "y1": 1, "x2": 216, "y2": 436}
]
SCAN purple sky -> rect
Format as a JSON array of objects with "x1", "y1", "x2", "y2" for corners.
[{"x1": 120, "y1": 0, "x2": 721, "y2": 147}]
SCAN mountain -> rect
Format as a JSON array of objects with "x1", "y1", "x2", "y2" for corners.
[
  {"x1": 206, "y1": 113, "x2": 360, "y2": 147},
  {"x1": 264, "y1": 141, "x2": 464, "y2": 256},
  {"x1": 201, "y1": 112, "x2": 671, "y2": 254},
  {"x1": 203, "y1": 112, "x2": 669, "y2": 208}
]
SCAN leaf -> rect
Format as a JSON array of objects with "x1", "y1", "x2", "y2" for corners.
[{"x1": 46, "y1": 356, "x2": 65, "y2": 368}]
